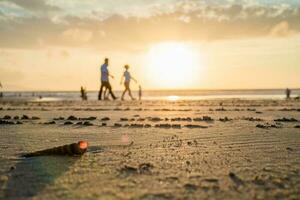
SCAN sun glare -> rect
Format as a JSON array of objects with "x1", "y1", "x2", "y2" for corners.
[{"x1": 145, "y1": 42, "x2": 203, "y2": 89}]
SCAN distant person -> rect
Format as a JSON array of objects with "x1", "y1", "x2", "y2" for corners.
[
  {"x1": 286, "y1": 88, "x2": 291, "y2": 99},
  {"x1": 120, "y1": 65, "x2": 137, "y2": 100},
  {"x1": 0, "y1": 82, "x2": 2, "y2": 98},
  {"x1": 80, "y1": 86, "x2": 88, "y2": 101},
  {"x1": 139, "y1": 85, "x2": 142, "y2": 101},
  {"x1": 98, "y1": 58, "x2": 117, "y2": 100}
]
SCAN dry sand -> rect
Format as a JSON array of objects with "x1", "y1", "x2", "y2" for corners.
[{"x1": 0, "y1": 99, "x2": 299, "y2": 200}]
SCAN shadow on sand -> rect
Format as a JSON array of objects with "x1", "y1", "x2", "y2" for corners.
[{"x1": 4, "y1": 156, "x2": 79, "y2": 199}]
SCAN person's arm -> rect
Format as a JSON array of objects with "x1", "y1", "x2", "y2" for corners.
[{"x1": 107, "y1": 70, "x2": 114, "y2": 79}]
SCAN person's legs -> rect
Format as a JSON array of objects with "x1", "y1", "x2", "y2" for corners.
[
  {"x1": 98, "y1": 83, "x2": 104, "y2": 100},
  {"x1": 126, "y1": 83, "x2": 135, "y2": 100},
  {"x1": 106, "y1": 82, "x2": 116, "y2": 100},
  {"x1": 121, "y1": 83, "x2": 128, "y2": 100}
]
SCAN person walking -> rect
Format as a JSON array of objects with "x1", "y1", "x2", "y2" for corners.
[
  {"x1": 98, "y1": 58, "x2": 117, "y2": 100},
  {"x1": 120, "y1": 65, "x2": 137, "y2": 100}
]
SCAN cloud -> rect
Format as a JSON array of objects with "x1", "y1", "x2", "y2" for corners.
[
  {"x1": 0, "y1": 1, "x2": 300, "y2": 50},
  {"x1": 9, "y1": 0, "x2": 60, "y2": 12},
  {"x1": 178, "y1": 15, "x2": 190, "y2": 23},
  {"x1": 270, "y1": 21, "x2": 292, "y2": 37},
  {"x1": 62, "y1": 28, "x2": 93, "y2": 43}
]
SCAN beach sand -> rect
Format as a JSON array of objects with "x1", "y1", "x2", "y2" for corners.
[{"x1": 0, "y1": 99, "x2": 299, "y2": 199}]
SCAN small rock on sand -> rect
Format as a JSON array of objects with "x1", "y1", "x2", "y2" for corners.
[
  {"x1": 101, "y1": 117, "x2": 110, "y2": 121},
  {"x1": 185, "y1": 124, "x2": 208, "y2": 129},
  {"x1": 3, "y1": 115, "x2": 11, "y2": 120},
  {"x1": 44, "y1": 121, "x2": 55, "y2": 125},
  {"x1": 274, "y1": 117, "x2": 298, "y2": 122},
  {"x1": 114, "y1": 123, "x2": 122, "y2": 127},
  {"x1": 21, "y1": 115, "x2": 29, "y2": 120},
  {"x1": 83, "y1": 121, "x2": 93, "y2": 126},
  {"x1": 67, "y1": 115, "x2": 77, "y2": 120}
]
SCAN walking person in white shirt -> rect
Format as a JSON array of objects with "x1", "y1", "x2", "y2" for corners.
[
  {"x1": 98, "y1": 58, "x2": 117, "y2": 100},
  {"x1": 120, "y1": 65, "x2": 137, "y2": 100}
]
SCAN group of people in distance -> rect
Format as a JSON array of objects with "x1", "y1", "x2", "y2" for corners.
[{"x1": 98, "y1": 58, "x2": 141, "y2": 101}]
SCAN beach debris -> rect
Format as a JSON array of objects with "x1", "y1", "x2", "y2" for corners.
[
  {"x1": 3, "y1": 115, "x2": 11, "y2": 120},
  {"x1": 83, "y1": 116, "x2": 97, "y2": 121},
  {"x1": 184, "y1": 124, "x2": 208, "y2": 129},
  {"x1": 155, "y1": 124, "x2": 172, "y2": 129},
  {"x1": 130, "y1": 124, "x2": 144, "y2": 128},
  {"x1": 101, "y1": 117, "x2": 110, "y2": 121},
  {"x1": 114, "y1": 123, "x2": 122, "y2": 127},
  {"x1": 67, "y1": 115, "x2": 78, "y2": 120},
  {"x1": 219, "y1": 117, "x2": 232, "y2": 122},
  {"x1": 256, "y1": 123, "x2": 280, "y2": 129},
  {"x1": 119, "y1": 165, "x2": 138, "y2": 176},
  {"x1": 138, "y1": 163, "x2": 154, "y2": 174},
  {"x1": 229, "y1": 172, "x2": 244, "y2": 187},
  {"x1": 286, "y1": 147, "x2": 293, "y2": 151},
  {"x1": 171, "y1": 124, "x2": 181, "y2": 129},
  {"x1": 144, "y1": 124, "x2": 151, "y2": 128},
  {"x1": 149, "y1": 117, "x2": 162, "y2": 122},
  {"x1": 193, "y1": 116, "x2": 214, "y2": 122},
  {"x1": 64, "y1": 121, "x2": 73, "y2": 125},
  {"x1": 83, "y1": 121, "x2": 93, "y2": 126},
  {"x1": 23, "y1": 141, "x2": 88, "y2": 157},
  {"x1": 21, "y1": 115, "x2": 29, "y2": 120},
  {"x1": 274, "y1": 117, "x2": 298, "y2": 122},
  {"x1": 171, "y1": 117, "x2": 192, "y2": 122},
  {"x1": 54, "y1": 117, "x2": 64, "y2": 120},
  {"x1": 0, "y1": 120, "x2": 15, "y2": 125},
  {"x1": 242, "y1": 117, "x2": 262, "y2": 121}
]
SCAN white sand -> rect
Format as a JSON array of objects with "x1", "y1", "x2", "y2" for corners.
[{"x1": 0, "y1": 99, "x2": 300, "y2": 199}]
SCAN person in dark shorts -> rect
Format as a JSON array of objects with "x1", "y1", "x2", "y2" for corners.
[
  {"x1": 120, "y1": 65, "x2": 137, "y2": 100},
  {"x1": 98, "y1": 58, "x2": 117, "y2": 100}
]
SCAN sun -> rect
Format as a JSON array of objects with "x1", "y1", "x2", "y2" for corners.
[{"x1": 144, "y1": 42, "x2": 203, "y2": 89}]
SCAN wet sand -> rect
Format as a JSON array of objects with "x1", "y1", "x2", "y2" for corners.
[{"x1": 0, "y1": 99, "x2": 300, "y2": 199}]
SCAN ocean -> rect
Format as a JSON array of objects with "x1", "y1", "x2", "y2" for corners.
[{"x1": 1, "y1": 89, "x2": 299, "y2": 101}]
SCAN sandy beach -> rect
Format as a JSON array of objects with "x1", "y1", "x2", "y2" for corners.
[{"x1": 0, "y1": 98, "x2": 299, "y2": 199}]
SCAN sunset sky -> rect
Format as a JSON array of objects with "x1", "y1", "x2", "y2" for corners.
[{"x1": 0, "y1": 0, "x2": 300, "y2": 91}]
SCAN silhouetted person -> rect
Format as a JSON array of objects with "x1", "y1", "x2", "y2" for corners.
[
  {"x1": 286, "y1": 88, "x2": 291, "y2": 99},
  {"x1": 120, "y1": 65, "x2": 137, "y2": 100},
  {"x1": 98, "y1": 58, "x2": 117, "y2": 100},
  {"x1": 80, "y1": 86, "x2": 88, "y2": 100},
  {"x1": 0, "y1": 82, "x2": 2, "y2": 98},
  {"x1": 139, "y1": 85, "x2": 142, "y2": 101}
]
